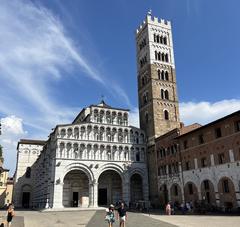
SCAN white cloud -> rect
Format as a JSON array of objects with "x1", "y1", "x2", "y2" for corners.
[
  {"x1": 180, "y1": 99, "x2": 240, "y2": 125},
  {"x1": 0, "y1": 115, "x2": 27, "y2": 174}
]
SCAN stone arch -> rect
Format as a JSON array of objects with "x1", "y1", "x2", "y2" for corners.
[
  {"x1": 62, "y1": 169, "x2": 90, "y2": 207},
  {"x1": 200, "y1": 179, "x2": 216, "y2": 205},
  {"x1": 170, "y1": 183, "x2": 182, "y2": 207},
  {"x1": 21, "y1": 184, "x2": 32, "y2": 208},
  {"x1": 130, "y1": 173, "x2": 143, "y2": 202},
  {"x1": 218, "y1": 177, "x2": 237, "y2": 209},
  {"x1": 97, "y1": 166, "x2": 123, "y2": 206},
  {"x1": 184, "y1": 181, "x2": 198, "y2": 206}
]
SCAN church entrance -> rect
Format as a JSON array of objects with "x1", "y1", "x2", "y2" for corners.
[
  {"x1": 22, "y1": 192, "x2": 30, "y2": 208},
  {"x1": 98, "y1": 188, "x2": 107, "y2": 205},
  {"x1": 63, "y1": 170, "x2": 89, "y2": 207},
  {"x1": 130, "y1": 173, "x2": 143, "y2": 202},
  {"x1": 98, "y1": 170, "x2": 122, "y2": 206}
]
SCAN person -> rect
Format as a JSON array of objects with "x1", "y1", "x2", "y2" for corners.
[
  {"x1": 6, "y1": 204, "x2": 15, "y2": 227},
  {"x1": 105, "y1": 204, "x2": 115, "y2": 227},
  {"x1": 165, "y1": 202, "x2": 171, "y2": 215},
  {"x1": 117, "y1": 202, "x2": 127, "y2": 227}
]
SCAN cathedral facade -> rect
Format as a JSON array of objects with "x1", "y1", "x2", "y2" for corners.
[{"x1": 14, "y1": 102, "x2": 149, "y2": 208}]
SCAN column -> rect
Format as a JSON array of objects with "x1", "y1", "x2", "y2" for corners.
[
  {"x1": 93, "y1": 182, "x2": 99, "y2": 207},
  {"x1": 52, "y1": 182, "x2": 64, "y2": 208},
  {"x1": 122, "y1": 180, "x2": 130, "y2": 206},
  {"x1": 88, "y1": 182, "x2": 94, "y2": 207},
  {"x1": 210, "y1": 154, "x2": 215, "y2": 166}
]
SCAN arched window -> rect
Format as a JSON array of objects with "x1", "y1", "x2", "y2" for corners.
[
  {"x1": 154, "y1": 34, "x2": 156, "y2": 42},
  {"x1": 163, "y1": 36, "x2": 167, "y2": 45},
  {"x1": 161, "y1": 70, "x2": 165, "y2": 80},
  {"x1": 165, "y1": 54, "x2": 169, "y2": 62},
  {"x1": 141, "y1": 77, "x2": 145, "y2": 86},
  {"x1": 161, "y1": 53, "x2": 165, "y2": 62},
  {"x1": 155, "y1": 51, "x2": 158, "y2": 60},
  {"x1": 160, "y1": 36, "x2": 163, "y2": 44},
  {"x1": 158, "y1": 52, "x2": 161, "y2": 61},
  {"x1": 157, "y1": 69, "x2": 161, "y2": 79},
  {"x1": 165, "y1": 90, "x2": 169, "y2": 100},
  {"x1": 165, "y1": 71, "x2": 169, "y2": 81},
  {"x1": 161, "y1": 89, "x2": 164, "y2": 99},
  {"x1": 164, "y1": 110, "x2": 169, "y2": 120},
  {"x1": 26, "y1": 167, "x2": 31, "y2": 178},
  {"x1": 156, "y1": 35, "x2": 160, "y2": 43}
]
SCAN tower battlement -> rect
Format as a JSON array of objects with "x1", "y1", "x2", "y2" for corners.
[{"x1": 136, "y1": 14, "x2": 171, "y2": 34}]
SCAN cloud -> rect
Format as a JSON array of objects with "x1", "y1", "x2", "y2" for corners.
[
  {"x1": 129, "y1": 107, "x2": 140, "y2": 127},
  {"x1": 180, "y1": 99, "x2": 240, "y2": 125},
  {"x1": 0, "y1": 115, "x2": 27, "y2": 174}
]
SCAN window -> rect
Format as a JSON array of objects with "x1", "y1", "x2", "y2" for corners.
[
  {"x1": 183, "y1": 140, "x2": 188, "y2": 149},
  {"x1": 165, "y1": 54, "x2": 169, "y2": 62},
  {"x1": 164, "y1": 110, "x2": 169, "y2": 120},
  {"x1": 165, "y1": 71, "x2": 169, "y2": 81},
  {"x1": 235, "y1": 120, "x2": 240, "y2": 132},
  {"x1": 204, "y1": 180, "x2": 209, "y2": 190},
  {"x1": 161, "y1": 89, "x2": 164, "y2": 99},
  {"x1": 136, "y1": 152, "x2": 140, "y2": 161},
  {"x1": 26, "y1": 167, "x2": 31, "y2": 178},
  {"x1": 215, "y1": 127, "x2": 222, "y2": 138},
  {"x1": 158, "y1": 167, "x2": 161, "y2": 176},
  {"x1": 158, "y1": 69, "x2": 161, "y2": 79},
  {"x1": 164, "y1": 90, "x2": 169, "y2": 100},
  {"x1": 163, "y1": 36, "x2": 167, "y2": 45},
  {"x1": 218, "y1": 153, "x2": 225, "y2": 164},
  {"x1": 185, "y1": 161, "x2": 190, "y2": 170},
  {"x1": 201, "y1": 157, "x2": 207, "y2": 167},
  {"x1": 223, "y1": 179, "x2": 229, "y2": 193},
  {"x1": 188, "y1": 184, "x2": 193, "y2": 194},
  {"x1": 199, "y1": 134, "x2": 204, "y2": 144},
  {"x1": 161, "y1": 70, "x2": 165, "y2": 80},
  {"x1": 174, "y1": 185, "x2": 178, "y2": 196}
]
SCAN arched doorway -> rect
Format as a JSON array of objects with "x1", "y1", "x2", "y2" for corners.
[
  {"x1": 218, "y1": 177, "x2": 237, "y2": 209},
  {"x1": 21, "y1": 185, "x2": 32, "y2": 208},
  {"x1": 159, "y1": 184, "x2": 169, "y2": 206},
  {"x1": 63, "y1": 170, "x2": 89, "y2": 207},
  {"x1": 170, "y1": 184, "x2": 182, "y2": 207},
  {"x1": 201, "y1": 180, "x2": 216, "y2": 205},
  {"x1": 184, "y1": 182, "x2": 198, "y2": 205},
  {"x1": 98, "y1": 170, "x2": 122, "y2": 206},
  {"x1": 130, "y1": 173, "x2": 143, "y2": 202}
]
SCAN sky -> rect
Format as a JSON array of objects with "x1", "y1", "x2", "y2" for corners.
[{"x1": 1, "y1": 0, "x2": 240, "y2": 174}]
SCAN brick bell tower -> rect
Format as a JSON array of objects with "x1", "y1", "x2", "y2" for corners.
[
  {"x1": 135, "y1": 11, "x2": 180, "y2": 204},
  {"x1": 136, "y1": 11, "x2": 180, "y2": 144}
]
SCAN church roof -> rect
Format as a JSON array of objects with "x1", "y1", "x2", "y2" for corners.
[{"x1": 90, "y1": 100, "x2": 129, "y2": 112}]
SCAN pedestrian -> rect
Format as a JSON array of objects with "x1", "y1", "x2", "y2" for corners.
[
  {"x1": 6, "y1": 203, "x2": 15, "y2": 227},
  {"x1": 165, "y1": 202, "x2": 171, "y2": 215},
  {"x1": 105, "y1": 204, "x2": 115, "y2": 227},
  {"x1": 117, "y1": 202, "x2": 127, "y2": 227}
]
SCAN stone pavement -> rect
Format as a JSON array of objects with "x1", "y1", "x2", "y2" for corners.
[
  {"x1": 145, "y1": 213, "x2": 240, "y2": 227},
  {"x1": 0, "y1": 216, "x2": 24, "y2": 227},
  {"x1": 87, "y1": 210, "x2": 177, "y2": 227}
]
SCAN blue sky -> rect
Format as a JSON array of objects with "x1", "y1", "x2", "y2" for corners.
[{"x1": 1, "y1": 0, "x2": 240, "y2": 174}]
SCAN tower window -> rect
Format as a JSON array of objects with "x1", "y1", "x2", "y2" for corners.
[
  {"x1": 161, "y1": 70, "x2": 165, "y2": 80},
  {"x1": 165, "y1": 90, "x2": 169, "y2": 100},
  {"x1": 165, "y1": 54, "x2": 169, "y2": 62},
  {"x1": 161, "y1": 89, "x2": 164, "y2": 99},
  {"x1": 160, "y1": 36, "x2": 163, "y2": 44},
  {"x1": 141, "y1": 77, "x2": 145, "y2": 86},
  {"x1": 165, "y1": 71, "x2": 169, "y2": 81},
  {"x1": 157, "y1": 69, "x2": 161, "y2": 79},
  {"x1": 218, "y1": 153, "x2": 225, "y2": 164},
  {"x1": 164, "y1": 110, "x2": 169, "y2": 120},
  {"x1": 199, "y1": 134, "x2": 204, "y2": 144},
  {"x1": 154, "y1": 34, "x2": 156, "y2": 42},
  {"x1": 161, "y1": 53, "x2": 165, "y2": 61},
  {"x1": 163, "y1": 36, "x2": 167, "y2": 45},
  {"x1": 235, "y1": 120, "x2": 240, "y2": 132}
]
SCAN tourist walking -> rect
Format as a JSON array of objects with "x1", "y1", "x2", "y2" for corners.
[
  {"x1": 165, "y1": 202, "x2": 171, "y2": 215},
  {"x1": 6, "y1": 204, "x2": 15, "y2": 227},
  {"x1": 105, "y1": 204, "x2": 115, "y2": 227},
  {"x1": 117, "y1": 202, "x2": 127, "y2": 227}
]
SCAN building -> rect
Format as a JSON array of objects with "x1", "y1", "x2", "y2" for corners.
[
  {"x1": 136, "y1": 13, "x2": 240, "y2": 210},
  {"x1": 0, "y1": 146, "x2": 13, "y2": 207},
  {"x1": 136, "y1": 11, "x2": 180, "y2": 206},
  {"x1": 14, "y1": 101, "x2": 149, "y2": 208}
]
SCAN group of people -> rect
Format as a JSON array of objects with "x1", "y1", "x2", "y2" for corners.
[
  {"x1": 105, "y1": 202, "x2": 128, "y2": 227},
  {"x1": 0, "y1": 203, "x2": 15, "y2": 227},
  {"x1": 165, "y1": 201, "x2": 193, "y2": 215}
]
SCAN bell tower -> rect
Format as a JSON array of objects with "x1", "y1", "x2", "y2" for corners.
[{"x1": 136, "y1": 12, "x2": 180, "y2": 145}]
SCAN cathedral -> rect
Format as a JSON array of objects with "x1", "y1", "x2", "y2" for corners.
[{"x1": 14, "y1": 12, "x2": 240, "y2": 211}]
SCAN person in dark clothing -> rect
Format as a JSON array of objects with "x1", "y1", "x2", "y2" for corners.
[
  {"x1": 7, "y1": 204, "x2": 15, "y2": 227},
  {"x1": 117, "y1": 202, "x2": 127, "y2": 227}
]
